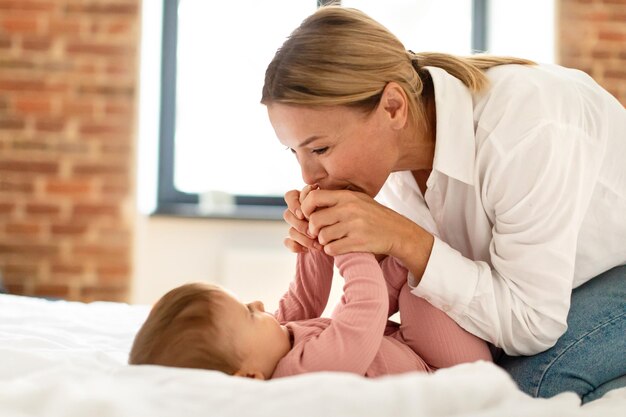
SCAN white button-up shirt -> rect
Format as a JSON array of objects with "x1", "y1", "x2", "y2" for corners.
[{"x1": 376, "y1": 64, "x2": 626, "y2": 355}]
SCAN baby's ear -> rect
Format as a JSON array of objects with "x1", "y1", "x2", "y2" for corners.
[{"x1": 233, "y1": 370, "x2": 265, "y2": 380}]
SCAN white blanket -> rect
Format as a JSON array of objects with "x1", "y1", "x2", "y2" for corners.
[{"x1": 0, "y1": 294, "x2": 624, "y2": 417}]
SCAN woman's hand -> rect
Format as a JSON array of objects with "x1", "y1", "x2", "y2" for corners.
[
  {"x1": 282, "y1": 185, "x2": 323, "y2": 253},
  {"x1": 300, "y1": 189, "x2": 434, "y2": 281}
]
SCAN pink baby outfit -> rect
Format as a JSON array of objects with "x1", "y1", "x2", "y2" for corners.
[{"x1": 271, "y1": 250, "x2": 491, "y2": 378}]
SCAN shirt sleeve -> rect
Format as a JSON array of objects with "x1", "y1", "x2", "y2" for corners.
[
  {"x1": 274, "y1": 249, "x2": 334, "y2": 323},
  {"x1": 411, "y1": 122, "x2": 604, "y2": 355},
  {"x1": 277, "y1": 253, "x2": 388, "y2": 375}
]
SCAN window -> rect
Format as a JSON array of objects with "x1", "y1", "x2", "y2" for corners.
[{"x1": 142, "y1": 1, "x2": 492, "y2": 218}]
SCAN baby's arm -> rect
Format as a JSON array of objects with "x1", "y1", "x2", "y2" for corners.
[
  {"x1": 274, "y1": 252, "x2": 388, "y2": 376},
  {"x1": 274, "y1": 248, "x2": 334, "y2": 323}
]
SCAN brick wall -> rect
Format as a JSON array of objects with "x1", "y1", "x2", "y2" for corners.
[
  {"x1": 558, "y1": 0, "x2": 626, "y2": 105},
  {"x1": 0, "y1": 1, "x2": 139, "y2": 302}
]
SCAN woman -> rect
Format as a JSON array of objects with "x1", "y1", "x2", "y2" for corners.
[{"x1": 261, "y1": 6, "x2": 626, "y2": 403}]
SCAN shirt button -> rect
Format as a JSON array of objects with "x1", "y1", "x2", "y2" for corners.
[{"x1": 442, "y1": 304, "x2": 451, "y2": 312}]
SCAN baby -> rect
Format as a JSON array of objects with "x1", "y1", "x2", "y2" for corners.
[{"x1": 129, "y1": 248, "x2": 492, "y2": 379}]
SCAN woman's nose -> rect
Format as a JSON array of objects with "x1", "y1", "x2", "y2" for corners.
[{"x1": 301, "y1": 159, "x2": 326, "y2": 186}]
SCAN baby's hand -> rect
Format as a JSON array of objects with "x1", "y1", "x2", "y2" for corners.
[{"x1": 283, "y1": 184, "x2": 322, "y2": 253}]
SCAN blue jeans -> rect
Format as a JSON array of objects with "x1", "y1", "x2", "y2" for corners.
[{"x1": 497, "y1": 264, "x2": 626, "y2": 404}]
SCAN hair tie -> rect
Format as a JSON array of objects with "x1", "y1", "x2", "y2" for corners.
[{"x1": 407, "y1": 49, "x2": 420, "y2": 71}]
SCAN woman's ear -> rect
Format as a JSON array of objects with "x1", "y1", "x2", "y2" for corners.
[{"x1": 378, "y1": 82, "x2": 408, "y2": 130}]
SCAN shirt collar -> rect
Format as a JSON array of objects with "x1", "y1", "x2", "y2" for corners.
[{"x1": 424, "y1": 66, "x2": 476, "y2": 186}]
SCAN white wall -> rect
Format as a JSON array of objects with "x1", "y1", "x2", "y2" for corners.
[
  {"x1": 131, "y1": 215, "x2": 345, "y2": 315},
  {"x1": 132, "y1": 216, "x2": 292, "y2": 307}
]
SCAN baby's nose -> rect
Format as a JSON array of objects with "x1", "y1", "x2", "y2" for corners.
[{"x1": 251, "y1": 301, "x2": 265, "y2": 312}]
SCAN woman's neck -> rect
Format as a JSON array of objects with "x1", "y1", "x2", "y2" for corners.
[{"x1": 395, "y1": 95, "x2": 436, "y2": 172}]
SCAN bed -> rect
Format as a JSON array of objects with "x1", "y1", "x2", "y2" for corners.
[{"x1": 1, "y1": 293, "x2": 624, "y2": 417}]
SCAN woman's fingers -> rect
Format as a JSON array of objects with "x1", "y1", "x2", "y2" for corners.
[{"x1": 300, "y1": 189, "x2": 346, "y2": 219}]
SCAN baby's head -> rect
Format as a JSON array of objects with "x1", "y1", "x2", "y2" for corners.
[{"x1": 129, "y1": 282, "x2": 291, "y2": 380}]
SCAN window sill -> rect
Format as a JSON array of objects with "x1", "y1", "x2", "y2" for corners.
[{"x1": 152, "y1": 203, "x2": 286, "y2": 221}]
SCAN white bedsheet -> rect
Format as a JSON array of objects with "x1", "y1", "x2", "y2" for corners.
[{"x1": 0, "y1": 294, "x2": 624, "y2": 417}]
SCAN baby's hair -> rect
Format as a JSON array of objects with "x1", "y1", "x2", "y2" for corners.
[{"x1": 129, "y1": 282, "x2": 240, "y2": 374}]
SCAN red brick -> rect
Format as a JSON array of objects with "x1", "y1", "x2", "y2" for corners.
[
  {"x1": 73, "y1": 164, "x2": 128, "y2": 176},
  {"x1": 35, "y1": 118, "x2": 66, "y2": 132},
  {"x1": 48, "y1": 18, "x2": 82, "y2": 35},
  {"x1": 21, "y1": 36, "x2": 52, "y2": 51},
  {"x1": 13, "y1": 97, "x2": 52, "y2": 114},
  {"x1": 104, "y1": 102, "x2": 133, "y2": 115},
  {"x1": 0, "y1": 59, "x2": 36, "y2": 70},
  {"x1": 0, "y1": 179, "x2": 35, "y2": 193},
  {"x1": 0, "y1": 35, "x2": 11, "y2": 48},
  {"x1": 66, "y1": 42, "x2": 133, "y2": 56},
  {"x1": 0, "y1": 79, "x2": 67, "y2": 92},
  {"x1": 73, "y1": 244, "x2": 129, "y2": 258},
  {"x1": 5, "y1": 222, "x2": 41, "y2": 235},
  {"x1": 60, "y1": 99, "x2": 96, "y2": 116},
  {"x1": 79, "y1": 122, "x2": 131, "y2": 136},
  {"x1": 0, "y1": 160, "x2": 59, "y2": 174},
  {"x1": 50, "y1": 223, "x2": 88, "y2": 236},
  {"x1": 101, "y1": 143, "x2": 132, "y2": 154},
  {"x1": 605, "y1": 69, "x2": 626, "y2": 79},
  {"x1": 0, "y1": 243, "x2": 58, "y2": 256},
  {"x1": 33, "y1": 283, "x2": 71, "y2": 298},
  {"x1": 0, "y1": 202, "x2": 16, "y2": 214},
  {"x1": 25, "y1": 203, "x2": 60, "y2": 215},
  {"x1": 0, "y1": 1, "x2": 57, "y2": 11},
  {"x1": 51, "y1": 263, "x2": 84, "y2": 275},
  {"x1": 0, "y1": 16, "x2": 40, "y2": 34},
  {"x1": 1, "y1": 263, "x2": 38, "y2": 280},
  {"x1": 4, "y1": 283, "x2": 26, "y2": 294},
  {"x1": 80, "y1": 285, "x2": 129, "y2": 303},
  {"x1": 45, "y1": 179, "x2": 92, "y2": 195},
  {"x1": 77, "y1": 84, "x2": 134, "y2": 97},
  {"x1": 0, "y1": 118, "x2": 26, "y2": 130},
  {"x1": 101, "y1": 183, "x2": 130, "y2": 197},
  {"x1": 598, "y1": 30, "x2": 626, "y2": 41},
  {"x1": 65, "y1": 3, "x2": 138, "y2": 15},
  {"x1": 73, "y1": 204, "x2": 119, "y2": 217},
  {"x1": 96, "y1": 264, "x2": 130, "y2": 283}
]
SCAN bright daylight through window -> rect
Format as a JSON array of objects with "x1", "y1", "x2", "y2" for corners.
[{"x1": 173, "y1": 0, "x2": 472, "y2": 199}]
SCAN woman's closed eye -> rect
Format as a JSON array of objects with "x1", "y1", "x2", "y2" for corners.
[{"x1": 312, "y1": 147, "x2": 328, "y2": 155}]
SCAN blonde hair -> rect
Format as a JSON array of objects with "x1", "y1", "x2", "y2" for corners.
[
  {"x1": 262, "y1": 6, "x2": 534, "y2": 125},
  {"x1": 128, "y1": 283, "x2": 240, "y2": 374}
]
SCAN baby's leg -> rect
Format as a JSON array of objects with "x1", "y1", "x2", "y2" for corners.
[
  {"x1": 380, "y1": 256, "x2": 410, "y2": 318},
  {"x1": 398, "y1": 284, "x2": 492, "y2": 370}
]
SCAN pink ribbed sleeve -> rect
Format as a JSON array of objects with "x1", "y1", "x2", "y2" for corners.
[
  {"x1": 272, "y1": 251, "x2": 388, "y2": 377},
  {"x1": 274, "y1": 249, "x2": 334, "y2": 323}
]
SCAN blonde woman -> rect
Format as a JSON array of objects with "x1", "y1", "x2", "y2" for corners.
[{"x1": 261, "y1": 6, "x2": 626, "y2": 403}]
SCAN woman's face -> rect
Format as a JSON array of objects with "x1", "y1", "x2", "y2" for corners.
[{"x1": 267, "y1": 102, "x2": 399, "y2": 197}]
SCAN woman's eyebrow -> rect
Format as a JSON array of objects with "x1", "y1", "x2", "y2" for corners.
[{"x1": 298, "y1": 135, "x2": 326, "y2": 148}]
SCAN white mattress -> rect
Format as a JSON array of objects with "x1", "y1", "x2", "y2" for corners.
[{"x1": 0, "y1": 293, "x2": 624, "y2": 417}]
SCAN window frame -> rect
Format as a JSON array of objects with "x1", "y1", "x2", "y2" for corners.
[{"x1": 154, "y1": 0, "x2": 488, "y2": 219}]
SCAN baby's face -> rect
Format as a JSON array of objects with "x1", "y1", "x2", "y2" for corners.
[{"x1": 213, "y1": 290, "x2": 291, "y2": 379}]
